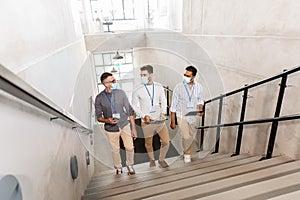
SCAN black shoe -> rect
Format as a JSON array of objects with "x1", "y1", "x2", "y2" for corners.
[{"x1": 116, "y1": 168, "x2": 123, "y2": 175}]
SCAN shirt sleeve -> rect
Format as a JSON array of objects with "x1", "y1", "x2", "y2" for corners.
[
  {"x1": 95, "y1": 94, "x2": 103, "y2": 120},
  {"x1": 159, "y1": 85, "x2": 167, "y2": 114},
  {"x1": 122, "y1": 90, "x2": 135, "y2": 116},
  {"x1": 197, "y1": 83, "x2": 205, "y2": 105},
  {"x1": 131, "y1": 89, "x2": 145, "y2": 118},
  {"x1": 170, "y1": 84, "x2": 179, "y2": 113}
]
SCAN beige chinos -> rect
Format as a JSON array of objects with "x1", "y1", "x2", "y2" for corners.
[
  {"x1": 105, "y1": 124, "x2": 134, "y2": 169},
  {"x1": 142, "y1": 122, "x2": 170, "y2": 161},
  {"x1": 177, "y1": 117, "x2": 197, "y2": 155}
]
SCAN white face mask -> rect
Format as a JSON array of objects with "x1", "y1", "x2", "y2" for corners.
[
  {"x1": 183, "y1": 76, "x2": 191, "y2": 84},
  {"x1": 111, "y1": 83, "x2": 119, "y2": 90},
  {"x1": 141, "y1": 76, "x2": 149, "y2": 84}
]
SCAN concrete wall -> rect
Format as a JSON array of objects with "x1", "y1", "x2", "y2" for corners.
[
  {"x1": 0, "y1": 0, "x2": 97, "y2": 199},
  {"x1": 0, "y1": 91, "x2": 94, "y2": 200},
  {"x1": 183, "y1": 0, "x2": 300, "y2": 158}
]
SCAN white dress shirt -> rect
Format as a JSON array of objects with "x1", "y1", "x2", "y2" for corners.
[
  {"x1": 170, "y1": 81, "x2": 204, "y2": 124},
  {"x1": 132, "y1": 82, "x2": 167, "y2": 121}
]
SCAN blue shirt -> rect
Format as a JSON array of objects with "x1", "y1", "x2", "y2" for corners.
[{"x1": 95, "y1": 89, "x2": 135, "y2": 132}]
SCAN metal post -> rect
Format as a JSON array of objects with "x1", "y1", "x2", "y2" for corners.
[
  {"x1": 233, "y1": 87, "x2": 248, "y2": 156},
  {"x1": 214, "y1": 96, "x2": 223, "y2": 153},
  {"x1": 200, "y1": 104, "x2": 206, "y2": 151},
  {"x1": 265, "y1": 73, "x2": 287, "y2": 159},
  {"x1": 166, "y1": 86, "x2": 170, "y2": 116}
]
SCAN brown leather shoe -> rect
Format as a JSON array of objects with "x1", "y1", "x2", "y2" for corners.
[
  {"x1": 158, "y1": 160, "x2": 169, "y2": 168},
  {"x1": 149, "y1": 160, "x2": 156, "y2": 167},
  {"x1": 127, "y1": 165, "x2": 135, "y2": 175}
]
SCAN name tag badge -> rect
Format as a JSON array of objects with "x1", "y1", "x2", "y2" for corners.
[
  {"x1": 150, "y1": 106, "x2": 160, "y2": 119},
  {"x1": 186, "y1": 102, "x2": 194, "y2": 110},
  {"x1": 112, "y1": 113, "x2": 120, "y2": 120}
]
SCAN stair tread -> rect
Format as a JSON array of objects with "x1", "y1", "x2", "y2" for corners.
[
  {"x1": 82, "y1": 155, "x2": 295, "y2": 200},
  {"x1": 196, "y1": 171, "x2": 300, "y2": 200},
  {"x1": 82, "y1": 152, "x2": 300, "y2": 200},
  {"x1": 141, "y1": 159, "x2": 300, "y2": 200},
  {"x1": 91, "y1": 152, "x2": 229, "y2": 179},
  {"x1": 87, "y1": 153, "x2": 246, "y2": 188},
  {"x1": 85, "y1": 155, "x2": 262, "y2": 197},
  {"x1": 267, "y1": 190, "x2": 300, "y2": 200}
]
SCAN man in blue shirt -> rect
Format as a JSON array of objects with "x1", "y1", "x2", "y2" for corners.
[
  {"x1": 95, "y1": 72, "x2": 137, "y2": 175},
  {"x1": 170, "y1": 66, "x2": 204, "y2": 163}
]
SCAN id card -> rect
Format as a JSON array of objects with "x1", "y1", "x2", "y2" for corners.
[
  {"x1": 186, "y1": 102, "x2": 194, "y2": 110},
  {"x1": 149, "y1": 105, "x2": 160, "y2": 119},
  {"x1": 112, "y1": 113, "x2": 120, "y2": 120}
]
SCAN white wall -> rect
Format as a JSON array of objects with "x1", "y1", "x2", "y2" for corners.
[
  {"x1": 184, "y1": 0, "x2": 300, "y2": 84},
  {"x1": 183, "y1": 0, "x2": 300, "y2": 158},
  {"x1": 0, "y1": 0, "x2": 97, "y2": 199},
  {"x1": 0, "y1": 89, "x2": 95, "y2": 200}
]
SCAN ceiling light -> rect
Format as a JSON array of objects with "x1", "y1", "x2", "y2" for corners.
[
  {"x1": 113, "y1": 51, "x2": 123, "y2": 59},
  {"x1": 111, "y1": 67, "x2": 118, "y2": 73}
]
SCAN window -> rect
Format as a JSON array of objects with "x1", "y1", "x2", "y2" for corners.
[
  {"x1": 93, "y1": 50, "x2": 135, "y2": 102},
  {"x1": 88, "y1": 0, "x2": 182, "y2": 32},
  {"x1": 91, "y1": 0, "x2": 135, "y2": 21}
]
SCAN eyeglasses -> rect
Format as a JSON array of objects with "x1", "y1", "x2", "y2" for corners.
[
  {"x1": 104, "y1": 79, "x2": 116, "y2": 84},
  {"x1": 184, "y1": 74, "x2": 192, "y2": 78}
]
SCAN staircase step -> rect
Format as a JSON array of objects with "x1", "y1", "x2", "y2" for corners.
[
  {"x1": 197, "y1": 171, "x2": 300, "y2": 200},
  {"x1": 90, "y1": 152, "x2": 228, "y2": 181},
  {"x1": 84, "y1": 155, "x2": 262, "y2": 198},
  {"x1": 87, "y1": 153, "x2": 243, "y2": 189},
  {"x1": 85, "y1": 156, "x2": 291, "y2": 200},
  {"x1": 82, "y1": 153, "x2": 300, "y2": 200},
  {"x1": 142, "y1": 159, "x2": 300, "y2": 200},
  {"x1": 267, "y1": 190, "x2": 300, "y2": 200}
]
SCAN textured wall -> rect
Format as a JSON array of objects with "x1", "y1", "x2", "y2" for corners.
[
  {"x1": 183, "y1": 0, "x2": 300, "y2": 158},
  {"x1": 0, "y1": 0, "x2": 96, "y2": 199}
]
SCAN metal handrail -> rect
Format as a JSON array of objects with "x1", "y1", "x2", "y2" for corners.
[
  {"x1": 0, "y1": 64, "x2": 92, "y2": 134},
  {"x1": 206, "y1": 66, "x2": 300, "y2": 103},
  {"x1": 196, "y1": 114, "x2": 300, "y2": 129},
  {"x1": 198, "y1": 65, "x2": 300, "y2": 159}
]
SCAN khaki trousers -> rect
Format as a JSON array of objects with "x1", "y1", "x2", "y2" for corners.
[
  {"x1": 177, "y1": 117, "x2": 197, "y2": 155},
  {"x1": 142, "y1": 122, "x2": 170, "y2": 161},
  {"x1": 105, "y1": 124, "x2": 134, "y2": 168}
]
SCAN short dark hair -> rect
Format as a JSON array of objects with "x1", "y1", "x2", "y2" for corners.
[
  {"x1": 140, "y1": 65, "x2": 153, "y2": 74},
  {"x1": 100, "y1": 72, "x2": 113, "y2": 83},
  {"x1": 185, "y1": 66, "x2": 197, "y2": 76}
]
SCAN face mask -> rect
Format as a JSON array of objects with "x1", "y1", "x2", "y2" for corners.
[
  {"x1": 141, "y1": 76, "x2": 149, "y2": 84},
  {"x1": 111, "y1": 83, "x2": 119, "y2": 90},
  {"x1": 183, "y1": 76, "x2": 191, "y2": 84}
]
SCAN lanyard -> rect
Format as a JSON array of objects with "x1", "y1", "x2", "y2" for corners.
[
  {"x1": 104, "y1": 91, "x2": 117, "y2": 113},
  {"x1": 184, "y1": 83, "x2": 194, "y2": 102},
  {"x1": 144, "y1": 83, "x2": 154, "y2": 106}
]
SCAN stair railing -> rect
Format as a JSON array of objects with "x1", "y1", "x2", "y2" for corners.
[
  {"x1": 196, "y1": 66, "x2": 300, "y2": 159},
  {"x1": 0, "y1": 64, "x2": 92, "y2": 134},
  {"x1": 163, "y1": 86, "x2": 173, "y2": 116}
]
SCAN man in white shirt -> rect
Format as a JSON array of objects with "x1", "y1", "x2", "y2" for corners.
[
  {"x1": 132, "y1": 65, "x2": 170, "y2": 168},
  {"x1": 170, "y1": 66, "x2": 204, "y2": 163}
]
